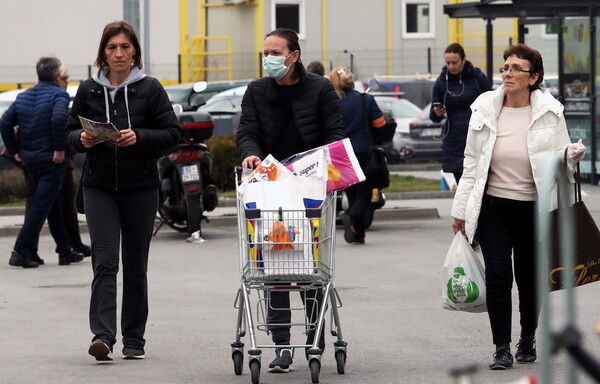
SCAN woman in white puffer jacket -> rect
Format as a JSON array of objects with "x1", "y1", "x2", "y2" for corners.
[{"x1": 451, "y1": 44, "x2": 586, "y2": 371}]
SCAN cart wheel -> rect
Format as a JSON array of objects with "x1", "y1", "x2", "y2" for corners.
[
  {"x1": 250, "y1": 360, "x2": 260, "y2": 384},
  {"x1": 335, "y1": 350, "x2": 346, "y2": 374},
  {"x1": 232, "y1": 351, "x2": 243, "y2": 375},
  {"x1": 310, "y1": 359, "x2": 320, "y2": 383}
]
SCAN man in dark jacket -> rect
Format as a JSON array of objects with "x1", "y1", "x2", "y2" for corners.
[{"x1": 0, "y1": 56, "x2": 82, "y2": 268}]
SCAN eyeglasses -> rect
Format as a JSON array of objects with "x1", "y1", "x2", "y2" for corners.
[
  {"x1": 499, "y1": 66, "x2": 533, "y2": 74},
  {"x1": 60, "y1": 76, "x2": 69, "y2": 82}
]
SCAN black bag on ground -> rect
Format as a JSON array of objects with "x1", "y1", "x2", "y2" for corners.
[{"x1": 366, "y1": 147, "x2": 390, "y2": 189}]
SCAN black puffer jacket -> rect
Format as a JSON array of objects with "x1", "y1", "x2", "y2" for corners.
[
  {"x1": 66, "y1": 75, "x2": 180, "y2": 191},
  {"x1": 236, "y1": 64, "x2": 344, "y2": 160}
]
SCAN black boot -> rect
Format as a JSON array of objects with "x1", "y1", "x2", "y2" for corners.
[{"x1": 8, "y1": 250, "x2": 39, "y2": 268}]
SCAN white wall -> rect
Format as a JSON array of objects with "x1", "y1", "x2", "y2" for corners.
[{"x1": 0, "y1": 0, "x2": 179, "y2": 84}]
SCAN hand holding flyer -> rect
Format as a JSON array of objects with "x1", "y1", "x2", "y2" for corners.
[{"x1": 78, "y1": 116, "x2": 122, "y2": 143}]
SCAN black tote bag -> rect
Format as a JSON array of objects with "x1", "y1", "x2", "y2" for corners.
[{"x1": 549, "y1": 163, "x2": 600, "y2": 291}]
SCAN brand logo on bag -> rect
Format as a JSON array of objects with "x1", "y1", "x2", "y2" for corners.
[
  {"x1": 550, "y1": 260, "x2": 600, "y2": 288},
  {"x1": 298, "y1": 162, "x2": 318, "y2": 176},
  {"x1": 447, "y1": 267, "x2": 480, "y2": 303}
]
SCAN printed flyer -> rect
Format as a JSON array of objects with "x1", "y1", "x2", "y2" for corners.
[{"x1": 78, "y1": 116, "x2": 121, "y2": 143}]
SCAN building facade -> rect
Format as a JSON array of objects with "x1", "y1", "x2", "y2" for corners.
[{"x1": 0, "y1": 0, "x2": 531, "y2": 89}]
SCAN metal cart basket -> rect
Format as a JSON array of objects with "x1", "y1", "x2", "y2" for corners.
[{"x1": 231, "y1": 176, "x2": 347, "y2": 384}]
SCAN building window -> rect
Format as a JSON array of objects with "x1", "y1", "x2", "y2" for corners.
[
  {"x1": 402, "y1": 0, "x2": 434, "y2": 38},
  {"x1": 271, "y1": 0, "x2": 305, "y2": 39}
]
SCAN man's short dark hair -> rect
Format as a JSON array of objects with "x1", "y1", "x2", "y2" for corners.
[
  {"x1": 307, "y1": 61, "x2": 325, "y2": 76},
  {"x1": 36, "y1": 57, "x2": 62, "y2": 82}
]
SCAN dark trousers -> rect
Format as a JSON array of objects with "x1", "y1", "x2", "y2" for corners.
[
  {"x1": 345, "y1": 152, "x2": 371, "y2": 240},
  {"x1": 477, "y1": 194, "x2": 538, "y2": 345},
  {"x1": 23, "y1": 165, "x2": 84, "y2": 252},
  {"x1": 15, "y1": 162, "x2": 70, "y2": 256},
  {"x1": 85, "y1": 187, "x2": 158, "y2": 348},
  {"x1": 453, "y1": 171, "x2": 463, "y2": 185},
  {"x1": 268, "y1": 286, "x2": 324, "y2": 345}
]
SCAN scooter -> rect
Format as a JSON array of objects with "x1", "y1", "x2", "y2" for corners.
[{"x1": 155, "y1": 103, "x2": 219, "y2": 237}]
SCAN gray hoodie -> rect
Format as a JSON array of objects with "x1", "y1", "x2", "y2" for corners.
[{"x1": 92, "y1": 66, "x2": 147, "y2": 128}]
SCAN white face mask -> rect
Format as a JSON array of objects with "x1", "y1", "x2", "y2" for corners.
[{"x1": 262, "y1": 51, "x2": 294, "y2": 80}]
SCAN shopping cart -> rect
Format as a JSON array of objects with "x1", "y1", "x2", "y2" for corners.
[{"x1": 231, "y1": 173, "x2": 347, "y2": 384}]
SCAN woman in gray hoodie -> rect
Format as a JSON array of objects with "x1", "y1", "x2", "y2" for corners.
[{"x1": 66, "y1": 20, "x2": 179, "y2": 362}]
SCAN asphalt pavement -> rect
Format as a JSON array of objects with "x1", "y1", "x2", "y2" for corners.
[{"x1": 2, "y1": 171, "x2": 600, "y2": 383}]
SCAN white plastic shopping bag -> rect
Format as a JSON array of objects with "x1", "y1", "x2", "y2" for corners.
[{"x1": 441, "y1": 233, "x2": 487, "y2": 313}]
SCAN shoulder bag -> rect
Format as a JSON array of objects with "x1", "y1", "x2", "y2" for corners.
[
  {"x1": 361, "y1": 94, "x2": 390, "y2": 189},
  {"x1": 75, "y1": 160, "x2": 86, "y2": 214}
]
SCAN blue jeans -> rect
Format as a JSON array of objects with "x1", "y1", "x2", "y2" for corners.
[{"x1": 14, "y1": 162, "x2": 70, "y2": 256}]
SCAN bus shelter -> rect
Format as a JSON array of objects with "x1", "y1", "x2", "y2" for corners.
[{"x1": 444, "y1": 0, "x2": 600, "y2": 183}]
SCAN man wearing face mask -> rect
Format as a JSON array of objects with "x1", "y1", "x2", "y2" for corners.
[{"x1": 237, "y1": 28, "x2": 344, "y2": 373}]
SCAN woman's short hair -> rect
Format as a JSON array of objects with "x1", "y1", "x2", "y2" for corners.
[
  {"x1": 444, "y1": 43, "x2": 466, "y2": 60},
  {"x1": 329, "y1": 67, "x2": 354, "y2": 98},
  {"x1": 95, "y1": 21, "x2": 142, "y2": 71},
  {"x1": 503, "y1": 44, "x2": 544, "y2": 92}
]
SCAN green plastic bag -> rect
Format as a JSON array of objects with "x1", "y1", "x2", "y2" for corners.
[{"x1": 441, "y1": 233, "x2": 487, "y2": 313}]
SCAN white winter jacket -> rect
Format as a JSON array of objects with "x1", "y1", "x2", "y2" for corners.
[{"x1": 451, "y1": 85, "x2": 573, "y2": 243}]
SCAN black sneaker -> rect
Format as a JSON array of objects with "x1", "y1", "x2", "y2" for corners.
[
  {"x1": 123, "y1": 344, "x2": 145, "y2": 360},
  {"x1": 59, "y1": 250, "x2": 84, "y2": 265},
  {"x1": 268, "y1": 348, "x2": 293, "y2": 373},
  {"x1": 73, "y1": 244, "x2": 92, "y2": 257},
  {"x1": 489, "y1": 347, "x2": 513, "y2": 370},
  {"x1": 8, "y1": 250, "x2": 39, "y2": 268},
  {"x1": 31, "y1": 253, "x2": 45, "y2": 265},
  {"x1": 515, "y1": 337, "x2": 536, "y2": 363},
  {"x1": 88, "y1": 339, "x2": 113, "y2": 362},
  {"x1": 342, "y1": 215, "x2": 355, "y2": 244}
]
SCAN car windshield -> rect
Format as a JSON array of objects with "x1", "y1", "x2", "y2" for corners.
[
  {"x1": 164, "y1": 86, "x2": 191, "y2": 103},
  {"x1": 374, "y1": 97, "x2": 421, "y2": 119},
  {"x1": 199, "y1": 95, "x2": 243, "y2": 113}
]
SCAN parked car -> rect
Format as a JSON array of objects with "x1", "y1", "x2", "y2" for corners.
[
  {"x1": 164, "y1": 80, "x2": 250, "y2": 111},
  {"x1": 395, "y1": 103, "x2": 444, "y2": 163},
  {"x1": 366, "y1": 79, "x2": 435, "y2": 109},
  {"x1": 197, "y1": 85, "x2": 246, "y2": 136},
  {"x1": 373, "y1": 96, "x2": 422, "y2": 162}
]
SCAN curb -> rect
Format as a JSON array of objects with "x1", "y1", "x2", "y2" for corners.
[{"x1": 0, "y1": 207, "x2": 440, "y2": 238}]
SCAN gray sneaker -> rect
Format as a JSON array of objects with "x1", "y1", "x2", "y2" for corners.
[
  {"x1": 123, "y1": 345, "x2": 145, "y2": 360},
  {"x1": 268, "y1": 348, "x2": 293, "y2": 373}
]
